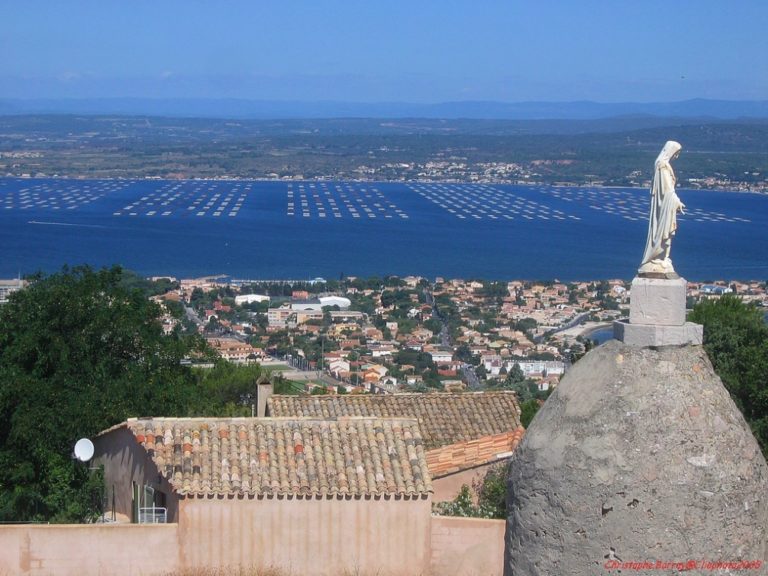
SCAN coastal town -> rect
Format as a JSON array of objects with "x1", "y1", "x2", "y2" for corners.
[
  {"x1": 86, "y1": 274, "x2": 767, "y2": 397},
  {"x1": 6, "y1": 153, "x2": 767, "y2": 194},
  {"x1": 3, "y1": 273, "x2": 764, "y2": 400},
  {"x1": 348, "y1": 159, "x2": 768, "y2": 193},
  {"x1": 3, "y1": 115, "x2": 767, "y2": 193},
  {"x1": 3, "y1": 1, "x2": 768, "y2": 573}
]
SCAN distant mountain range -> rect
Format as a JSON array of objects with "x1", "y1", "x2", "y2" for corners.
[{"x1": 0, "y1": 98, "x2": 767, "y2": 120}]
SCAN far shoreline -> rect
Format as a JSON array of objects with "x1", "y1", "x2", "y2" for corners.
[{"x1": 1, "y1": 174, "x2": 765, "y2": 196}]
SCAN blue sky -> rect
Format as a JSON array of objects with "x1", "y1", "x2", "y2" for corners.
[{"x1": 2, "y1": 1, "x2": 766, "y2": 102}]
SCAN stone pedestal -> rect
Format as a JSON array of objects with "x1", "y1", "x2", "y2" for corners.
[
  {"x1": 614, "y1": 276, "x2": 702, "y2": 346},
  {"x1": 629, "y1": 277, "x2": 686, "y2": 325},
  {"x1": 614, "y1": 320, "x2": 703, "y2": 347}
]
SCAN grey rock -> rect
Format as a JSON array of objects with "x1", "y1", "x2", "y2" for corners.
[{"x1": 505, "y1": 340, "x2": 768, "y2": 575}]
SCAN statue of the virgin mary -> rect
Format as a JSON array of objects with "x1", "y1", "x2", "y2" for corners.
[{"x1": 639, "y1": 141, "x2": 686, "y2": 277}]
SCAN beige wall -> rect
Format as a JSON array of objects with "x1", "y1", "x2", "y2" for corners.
[
  {"x1": 432, "y1": 464, "x2": 494, "y2": 503},
  {"x1": 178, "y1": 495, "x2": 432, "y2": 576},
  {"x1": 0, "y1": 524, "x2": 179, "y2": 576},
  {"x1": 0, "y1": 503, "x2": 504, "y2": 576},
  {"x1": 430, "y1": 516, "x2": 505, "y2": 576}
]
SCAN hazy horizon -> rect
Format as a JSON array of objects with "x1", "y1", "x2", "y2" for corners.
[{"x1": 3, "y1": 96, "x2": 767, "y2": 121}]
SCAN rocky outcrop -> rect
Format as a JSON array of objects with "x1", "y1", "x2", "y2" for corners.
[{"x1": 505, "y1": 340, "x2": 767, "y2": 575}]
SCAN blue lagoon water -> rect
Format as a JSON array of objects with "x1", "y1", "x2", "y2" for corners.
[{"x1": 0, "y1": 178, "x2": 766, "y2": 280}]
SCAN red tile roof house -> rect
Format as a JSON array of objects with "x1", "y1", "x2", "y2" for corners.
[
  {"x1": 267, "y1": 391, "x2": 524, "y2": 504},
  {"x1": 78, "y1": 391, "x2": 522, "y2": 575},
  {"x1": 93, "y1": 416, "x2": 435, "y2": 575}
]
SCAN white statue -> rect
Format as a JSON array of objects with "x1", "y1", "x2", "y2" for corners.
[{"x1": 639, "y1": 141, "x2": 685, "y2": 277}]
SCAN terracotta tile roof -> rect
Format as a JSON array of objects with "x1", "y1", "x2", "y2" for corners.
[
  {"x1": 426, "y1": 427, "x2": 525, "y2": 478},
  {"x1": 119, "y1": 417, "x2": 432, "y2": 498},
  {"x1": 268, "y1": 391, "x2": 521, "y2": 451}
]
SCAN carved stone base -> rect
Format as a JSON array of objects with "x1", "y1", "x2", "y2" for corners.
[
  {"x1": 614, "y1": 276, "x2": 703, "y2": 347},
  {"x1": 629, "y1": 277, "x2": 687, "y2": 326},
  {"x1": 613, "y1": 319, "x2": 703, "y2": 347}
]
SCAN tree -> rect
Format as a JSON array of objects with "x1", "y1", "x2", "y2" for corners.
[
  {"x1": 520, "y1": 399, "x2": 540, "y2": 428},
  {"x1": 190, "y1": 361, "x2": 272, "y2": 416},
  {"x1": 476, "y1": 463, "x2": 508, "y2": 518},
  {"x1": 454, "y1": 344, "x2": 473, "y2": 363},
  {"x1": 423, "y1": 318, "x2": 443, "y2": 335},
  {"x1": 431, "y1": 463, "x2": 507, "y2": 519},
  {"x1": 380, "y1": 290, "x2": 396, "y2": 309},
  {"x1": 515, "y1": 317, "x2": 538, "y2": 335},
  {"x1": 481, "y1": 281, "x2": 508, "y2": 301},
  {"x1": 689, "y1": 295, "x2": 768, "y2": 457},
  {"x1": 0, "y1": 266, "x2": 207, "y2": 522},
  {"x1": 503, "y1": 363, "x2": 526, "y2": 388}
]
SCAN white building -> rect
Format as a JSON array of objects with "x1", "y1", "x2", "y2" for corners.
[
  {"x1": 428, "y1": 349, "x2": 454, "y2": 364},
  {"x1": 510, "y1": 360, "x2": 565, "y2": 378},
  {"x1": 0, "y1": 278, "x2": 25, "y2": 304},
  {"x1": 290, "y1": 299, "x2": 323, "y2": 311},
  {"x1": 318, "y1": 296, "x2": 352, "y2": 309},
  {"x1": 235, "y1": 294, "x2": 271, "y2": 305}
]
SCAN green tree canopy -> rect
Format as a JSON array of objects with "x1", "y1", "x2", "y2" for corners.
[
  {"x1": 504, "y1": 363, "x2": 526, "y2": 387},
  {"x1": 519, "y1": 398, "x2": 540, "y2": 428},
  {"x1": 689, "y1": 295, "x2": 768, "y2": 456},
  {"x1": 0, "y1": 266, "x2": 274, "y2": 522},
  {"x1": 0, "y1": 267, "x2": 196, "y2": 521}
]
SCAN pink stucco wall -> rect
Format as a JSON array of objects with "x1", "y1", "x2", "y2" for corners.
[
  {"x1": 0, "y1": 509, "x2": 504, "y2": 576},
  {"x1": 178, "y1": 495, "x2": 433, "y2": 575},
  {"x1": 432, "y1": 463, "x2": 497, "y2": 503},
  {"x1": 0, "y1": 524, "x2": 179, "y2": 576},
  {"x1": 430, "y1": 516, "x2": 505, "y2": 576}
]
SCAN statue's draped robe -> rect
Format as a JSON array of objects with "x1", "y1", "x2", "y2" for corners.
[{"x1": 641, "y1": 142, "x2": 683, "y2": 266}]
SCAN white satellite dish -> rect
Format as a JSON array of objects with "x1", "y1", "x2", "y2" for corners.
[{"x1": 73, "y1": 438, "x2": 95, "y2": 462}]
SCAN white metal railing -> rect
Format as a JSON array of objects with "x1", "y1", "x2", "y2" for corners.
[{"x1": 138, "y1": 507, "x2": 167, "y2": 524}]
